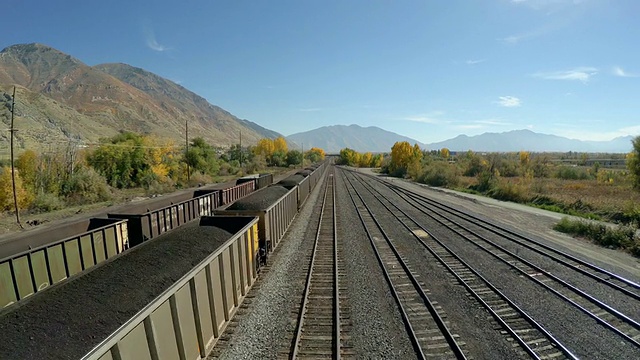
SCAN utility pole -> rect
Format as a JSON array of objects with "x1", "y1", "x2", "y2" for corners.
[
  {"x1": 301, "y1": 142, "x2": 304, "y2": 167},
  {"x1": 9, "y1": 86, "x2": 22, "y2": 229},
  {"x1": 185, "y1": 120, "x2": 190, "y2": 182},
  {"x1": 239, "y1": 130, "x2": 242, "y2": 166}
]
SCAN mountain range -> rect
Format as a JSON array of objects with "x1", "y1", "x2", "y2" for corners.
[
  {"x1": 286, "y1": 124, "x2": 428, "y2": 153},
  {"x1": 0, "y1": 43, "x2": 281, "y2": 155},
  {"x1": 286, "y1": 125, "x2": 635, "y2": 153}
]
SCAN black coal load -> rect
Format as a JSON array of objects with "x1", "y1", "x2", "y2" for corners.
[
  {"x1": 277, "y1": 174, "x2": 306, "y2": 189},
  {"x1": 0, "y1": 221, "x2": 234, "y2": 360},
  {"x1": 226, "y1": 185, "x2": 289, "y2": 211},
  {"x1": 296, "y1": 170, "x2": 312, "y2": 177}
]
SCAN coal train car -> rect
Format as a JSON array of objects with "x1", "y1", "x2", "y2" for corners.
[
  {"x1": 0, "y1": 160, "x2": 329, "y2": 360},
  {"x1": 0, "y1": 177, "x2": 261, "y2": 309},
  {"x1": 0, "y1": 163, "x2": 327, "y2": 310}
]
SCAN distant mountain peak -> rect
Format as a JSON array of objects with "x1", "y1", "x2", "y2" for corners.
[
  {"x1": 427, "y1": 129, "x2": 634, "y2": 153},
  {"x1": 287, "y1": 124, "x2": 426, "y2": 153}
]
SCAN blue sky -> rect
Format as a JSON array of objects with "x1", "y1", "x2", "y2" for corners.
[{"x1": 3, "y1": 0, "x2": 640, "y2": 143}]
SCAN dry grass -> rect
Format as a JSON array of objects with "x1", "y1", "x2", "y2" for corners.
[{"x1": 457, "y1": 176, "x2": 640, "y2": 221}]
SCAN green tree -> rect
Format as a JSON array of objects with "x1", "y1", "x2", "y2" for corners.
[
  {"x1": 628, "y1": 136, "x2": 640, "y2": 189},
  {"x1": 286, "y1": 150, "x2": 303, "y2": 166},
  {"x1": 185, "y1": 137, "x2": 219, "y2": 176},
  {"x1": 87, "y1": 132, "x2": 152, "y2": 188}
]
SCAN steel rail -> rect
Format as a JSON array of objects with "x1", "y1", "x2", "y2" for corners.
[
  {"x1": 394, "y1": 183, "x2": 640, "y2": 300},
  {"x1": 345, "y1": 170, "x2": 578, "y2": 360},
  {"x1": 349, "y1": 171, "x2": 640, "y2": 347},
  {"x1": 374, "y1": 171, "x2": 640, "y2": 294},
  {"x1": 291, "y1": 169, "x2": 341, "y2": 360},
  {"x1": 341, "y1": 170, "x2": 467, "y2": 360}
]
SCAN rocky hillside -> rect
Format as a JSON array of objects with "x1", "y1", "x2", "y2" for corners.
[{"x1": 0, "y1": 43, "x2": 282, "y2": 157}]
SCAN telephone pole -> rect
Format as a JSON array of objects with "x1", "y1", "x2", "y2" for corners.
[
  {"x1": 239, "y1": 130, "x2": 242, "y2": 166},
  {"x1": 9, "y1": 86, "x2": 22, "y2": 228},
  {"x1": 185, "y1": 120, "x2": 190, "y2": 182}
]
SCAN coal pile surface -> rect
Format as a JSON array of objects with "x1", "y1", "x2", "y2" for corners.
[
  {"x1": 0, "y1": 222, "x2": 233, "y2": 360},
  {"x1": 226, "y1": 185, "x2": 289, "y2": 211},
  {"x1": 296, "y1": 170, "x2": 312, "y2": 177},
  {"x1": 278, "y1": 174, "x2": 306, "y2": 189}
]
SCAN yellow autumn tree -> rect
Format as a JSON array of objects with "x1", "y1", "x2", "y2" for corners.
[
  {"x1": 16, "y1": 149, "x2": 38, "y2": 191},
  {"x1": 441, "y1": 148, "x2": 450, "y2": 159},
  {"x1": 390, "y1": 141, "x2": 414, "y2": 175},
  {"x1": 273, "y1": 137, "x2": 288, "y2": 153},
  {"x1": 519, "y1": 151, "x2": 530, "y2": 167},
  {"x1": 143, "y1": 136, "x2": 177, "y2": 179},
  {"x1": 359, "y1": 152, "x2": 373, "y2": 167},
  {"x1": 254, "y1": 138, "x2": 275, "y2": 158},
  {"x1": 305, "y1": 147, "x2": 326, "y2": 162},
  {"x1": 0, "y1": 167, "x2": 33, "y2": 211}
]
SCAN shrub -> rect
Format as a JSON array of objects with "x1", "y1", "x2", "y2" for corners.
[
  {"x1": 418, "y1": 162, "x2": 459, "y2": 187},
  {"x1": 61, "y1": 167, "x2": 112, "y2": 205},
  {"x1": 554, "y1": 217, "x2": 640, "y2": 257},
  {"x1": 31, "y1": 193, "x2": 66, "y2": 213},
  {"x1": 554, "y1": 166, "x2": 591, "y2": 180},
  {"x1": 488, "y1": 181, "x2": 528, "y2": 203}
]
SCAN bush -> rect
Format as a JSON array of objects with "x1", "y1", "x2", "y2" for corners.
[
  {"x1": 61, "y1": 167, "x2": 112, "y2": 205},
  {"x1": 488, "y1": 181, "x2": 528, "y2": 203},
  {"x1": 554, "y1": 217, "x2": 640, "y2": 257},
  {"x1": 31, "y1": 193, "x2": 66, "y2": 213},
  {"x1": 554, "y1": 166, "x2": 591, "y2": 180},
  {"x1": 418, "y1": 162, "x2": 459, "y2": 187}
]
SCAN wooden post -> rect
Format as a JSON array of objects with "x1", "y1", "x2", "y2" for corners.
[
  {"x1": 9, "y1": 86, "x2": 22, "y2": 228},
  {"x1": 185, "y1": 120, "x2": 190, "y2": 182}
]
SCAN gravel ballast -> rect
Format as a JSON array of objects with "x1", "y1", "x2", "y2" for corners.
[
  {"x1": 215, "y1": 166, "x2": 416, "y2": 359},
  {"x1": 226, "y1": 185, "x2": 290, "y2": 211},
  {"x1": 350, "y1": 170, "x2": 640, "y2": 359},
  {"x1": 213, "y1": 168, "x2": 327, "y2": 360},
  {"x1": 334, "y1": 169, "x2": 416, "y2": 358},
  {"x1": 0, "y1": 220, "x2": 235, "y2": 360}
]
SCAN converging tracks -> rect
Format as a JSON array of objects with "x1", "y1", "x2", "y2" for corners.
[
  {"x1": 344, "y1": 167, "x2": 640, "y2": 357},
  {"x1": 291, "y1": 169, "x2": 343, "y2": 359},
  {"x1": 342, "y1": 170, "x2": 467, "y2": 359}
]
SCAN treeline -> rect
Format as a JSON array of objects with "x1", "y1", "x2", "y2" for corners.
[{"x1": 0, "y1": 132, "x2": 325, "y2": 214}]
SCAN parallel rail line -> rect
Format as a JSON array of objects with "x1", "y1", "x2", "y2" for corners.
[
  {"x1": 351, "y1": 170, "x2": 640, "y2": 348},
  {"x1": 345, "y1": 170, "x2": 577, "y2": 359},
  {"x1": 342, "y1": 170, "x2": 467, "y2": 360},
  {"x1": 291, "y1": 169, "x2": 341, "y2": 359},
  {"x1": 394, "y1": 182, "x2": 640, "y2": 300}
]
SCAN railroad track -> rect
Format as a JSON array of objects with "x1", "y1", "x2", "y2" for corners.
[
  {"x1": 341, "y1": 170, "x2": 467, "y2": 360},
  {"x1": 390, "y1": 180, "x2": 640, "y2": 301},
  {"x1": 344, "y1": 170, "x2": 577, "y2": 359},
  {"x1": 348, "y1": 169, "x2": 640, "y2": 349},
  {"x1": 290, "y1": 169, "x2": 343, "y2": 359}
]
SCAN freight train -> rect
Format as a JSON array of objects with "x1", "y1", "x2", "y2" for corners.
[{"x1": 0, "y1": 161, "x2": 327, "y2": 310}]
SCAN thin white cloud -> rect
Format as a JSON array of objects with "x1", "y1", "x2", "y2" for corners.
[
  {"x1": 455, "y1": 124, "x2": 484, "y2": 130},
  {"x1": 612, "y1": 66, "x2": 639, "y2": 78},
  {"x1": 496, "y1": 96, "x2": 522, "y2": 107},
  {"x1": 143, "y1": 25, "x2": 171, "y2": 52},
  {"x1": 532, "y1": 67, "x2": 597, "y2": 83},
  {"x1": 510, "y1": 0, "x2": 585, "y2": 11},
  {"x1": 466, "y1": 59, "x2": 486, "y2": 65},
  {"x1": 402, "y1": 111, "x2": 447, "y2": 124},
  {"x1": 298, "y1": 108, "x2": 322, "y2": 112},
  {"x1": 474, "y1": 119, "x2": 513, "y2": 126}
]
